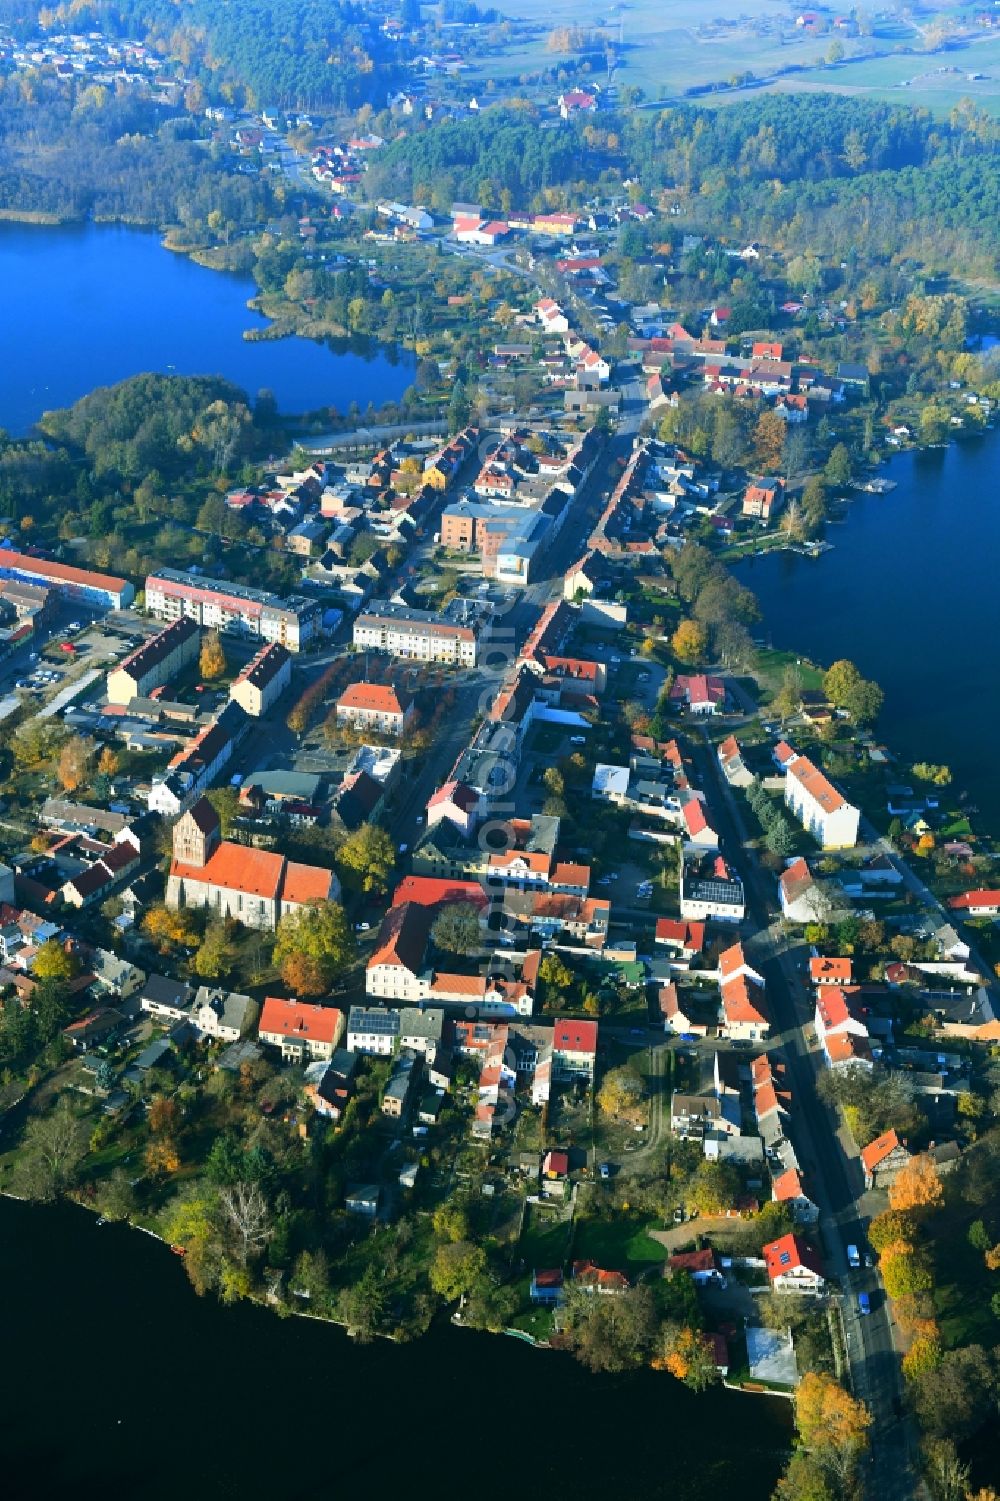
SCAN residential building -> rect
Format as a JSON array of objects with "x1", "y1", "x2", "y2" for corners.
[
  {"x1": 228, "y1": 642, "x2": 292, "y2": 717},
  {"x1": 680, "y1": 855, "x2": 745, "y2": 924},
  {"x1": 0, "y1": 548, "x2": 134, "y2": 609},
  {"x1": 106, "y1": 617, "x2": 200, "y2": 705},
  {"x1": 742, "y1": 479, "x2": 785, "y2": 522},
  {"x1": 138, "y1": 973, "x2": 194, "y2": 1024},
  {"x1": 353, "y1": 598, "x2": 491, "y2": 667},
  {"x1": 148, "y1": 701, "x2": 248, "y2": 813},
  {"x1": 347, "y1": 1005, "x2": 401, "y2": 1056},
  {"x1": 860, "y1": 1129, "x2": 911, "y2": 1190},
  {"x1": 145, "y1": 569, "x2": 319, "y2": 651},
  {"x1": 670, "y1": 674, "x2": 726, "y2": 715},
  {"x1": 784, "y1": 754, "x2": 860, "y2": 849},
  {"x1": 335, "y1": 681, "x2": 415, "y2": 736},
  {"x1": 165, "y1": 797, "x2": 339, "y2": 929},
  {"x1": 258, "y1": 997, "x2": 344, "y2": 1062},
  {"x1": 948, "y1": 889, "x2": 1000, "y2": 919},
  {"x1": 552, "y1": 1017, "x2": 598, "y2": 1080},
  {"x1": 763, "y1": 1234, "x2": 825, "y2": 1294},
  {"x1": 382, "y1": 1051, "x2": 418, "y2": 1118},
  {"x1": 654, "y1": 919, "x2": 706, "y2": 966},
  {"x1": 718, "y1": 942, "x2": 770, "y2": 1042},
  {"x1": 190, "y1": 986, "x2": 258, "y2": 1042}
]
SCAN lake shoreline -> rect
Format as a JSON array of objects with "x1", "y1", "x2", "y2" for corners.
[{"x1": 0, "y1": 220, "x2": 415, "y2": 436}]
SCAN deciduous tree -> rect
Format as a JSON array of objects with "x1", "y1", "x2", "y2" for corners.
[
  {"x1": 597, "y1": 1064, "x2": 646, "y2": 1123},
  {"x1": 671, "y1": 618, "x2": 708, "y2": 663},
  {"x1": 273, "y1": 900, "x2": 354, "y2": 993},
  {"x1": 430, "y1": 901, "x2": 482, "y2": 956},
  {"x1": 200, "y1": 631, "x2": 226, "y2": 680},
  {"x1": 430, "y1": 1240, "x2": 486, "y2": 1303},
  {"x1": 888, "y1": 1154, "x2": 944, "y2": 1214},
  {"x1": 337, "y1": 824, "x2": 396, "y2": 896}
]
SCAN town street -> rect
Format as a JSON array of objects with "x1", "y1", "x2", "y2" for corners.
[{"x1": 698, "y1": 734, "x2": 922, "y2": 1501}]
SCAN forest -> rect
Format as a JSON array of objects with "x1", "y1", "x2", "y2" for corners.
[
  {"x1": 368, "y1": 93, "x2": 1000, "y2": 273},
  {"x1": 16, "y1": 0, "x2": 405, "y2": 110},
  {"x1": 0, "y1": 78, "x2": 279, "y2": 226}
]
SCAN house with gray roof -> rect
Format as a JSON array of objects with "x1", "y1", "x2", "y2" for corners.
[{"x1": 191, "y1": 986, "x2": 258, "y2": 1042}]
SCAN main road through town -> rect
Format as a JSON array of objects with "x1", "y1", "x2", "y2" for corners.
[{"x1": 698, "y1": 734, "x2": 924, "y2": 1501}]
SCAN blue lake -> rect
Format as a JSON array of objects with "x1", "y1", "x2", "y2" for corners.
[
  {"x1": 0, "y1": 221, "x2": 414, "y2": 434},
  {"x1": 735, "y1": 437, "x2": 1000, "y2": 834}
]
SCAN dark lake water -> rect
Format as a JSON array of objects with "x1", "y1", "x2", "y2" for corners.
[
  {"x1": 736, "y1": 437, "x2": 1000, "y2": 835},
  {"x1": 0, "y1": 1196, "x2": 792, "y2": 1501},
  {"x1": 0, "y1": 222, "x2": 414, "y2": 435}
]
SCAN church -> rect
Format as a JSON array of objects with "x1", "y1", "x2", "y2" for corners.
[{"x1": 165, "y1": 798, "x2": 339, "y2": 930}]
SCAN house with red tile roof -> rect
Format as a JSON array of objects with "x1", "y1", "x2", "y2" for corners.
[
  {"x1": 335, "y1": 681, "x2": 415, "y2": 735},
  {"x1": 552, "y1": 1017, "x2": 598, "y2": 1080},
  {"x1": 718, "y1": 942, "x2": 770, "y2": 1042},
  {"x1": 365, "y1": 902, "x2": 433, "y2": 1003},
  {"x1": 810, "y1": 955, "x2": 853, "y2": 987},
  {"x1": 947, "y1": 889, "x2": 1000, "y2": 918},
  {"x1": 670, "y1": 674, "x2": 726, "y2": 715},
  {"x1": 763, "y1": 1233, "x2": 825, "y2": 1294},
  {"x1": 860, "y1": 1129, "x2": 910, "y2": 1189},
  {"x1": 772, "y1": 1166, "x2": 819, "y2": 1224},
  {"x1": 654, "y1": 918, "x2": 706, "y2": 965},
  {"x1": 668, "y1": 1247, "x2": 723, "y2": 1284},
  {"x1": 426, "y1": 779, "x2": 480, "y2": 837},
  {"x1": 258, "y1": 997, "x2": 344, "y2": 1062},
  {"x1": 742, "y1": 478, "x2": 785, "y2": 523},
  {"x1": 166, "y1": 798, "x2": 338, "y2": 930},
  {"x1": 784, "y1": 754, "x2": 860, "y2": 849},
  {"x1": 571, "y1": 1260, "x2": 630, "y2": 1294},
  {"x1": 813, "y1": 986, "x2": 871, "y2": 1069},
  {"x1": 681, "y1": 795, "x2": 719, "y2": 850}
]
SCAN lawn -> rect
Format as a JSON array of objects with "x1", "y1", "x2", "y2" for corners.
[
  {"x1": 753, "y1": 647, "x2": 826, "y2": 706},
  {"x1": 571, "y1": 1213, "x2": 669, "y2": 1274},
  {"x1": 518, "y1": 1202, "x2": 574, "y2": 1270}
]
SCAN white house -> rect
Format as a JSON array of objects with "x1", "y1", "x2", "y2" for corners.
[
  {"x1": 784, "y1": 754, "x2": 860, "y2": 849},
  {"x1": 763, "y1": 1234, "x2": 825, "y2": 1294}
]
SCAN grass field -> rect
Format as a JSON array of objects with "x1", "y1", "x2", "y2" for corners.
[{"x1": 571, "y1": 1212, "x2": 669, "y2": 1273}]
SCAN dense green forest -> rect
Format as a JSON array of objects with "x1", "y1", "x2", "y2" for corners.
[
  {"x1": 0, "y1": 78, "x2": 279, "y2": 225},
  {"x1": 365, "y1": 117, "x2": 586, "y2": 212},
  {"x1": 19, "y1": 0, "x2": 404, "y2": 109},
  {"x1": 367, "y1": 94, "x2": 1000, "y2": 273}
]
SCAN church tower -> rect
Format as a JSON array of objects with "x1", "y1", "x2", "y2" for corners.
[{"x1": 172, "y1": 797, "x2": 221, "y2": 868}]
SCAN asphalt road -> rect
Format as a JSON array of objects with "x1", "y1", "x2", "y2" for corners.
[{"x1": 698, "y1": 733, "x2": 922, "y2": 1501}]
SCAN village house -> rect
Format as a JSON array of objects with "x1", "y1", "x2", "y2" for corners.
[
  {"x1": 670, "y1": 674, "x2": 726, "y2": 715},
  {"x1": 763, "y1": 1233, "x2": 825, "y2": 1294},
  {"x1": 860, "y1": 1128, "x2": 911, "y2": 1190},
  {"x1": 718, "y1": 941, "x2": 770, "y2": 1042},
  {"x1": 190, "y1": 986, "x2": 258, "y2": 1042},
  {"x1": 347, "y1": 1005, "x2": 402, "y2": 1056},
  {"x1": 742, "y1": 479, "x2": 785, "y2": 523},
  {"x1": 258, "y1": 997, "x2": 344, "y2": 1063}
]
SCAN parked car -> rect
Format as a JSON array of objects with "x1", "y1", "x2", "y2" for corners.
[
  {"x1": 858, "y1": 1292, "x2": 871, "y2": 1316},
  {"x1": 847, "y1": 1244, "x2": 860, "y2": 1268},
  {"x1": 598, "y1": 1162, "x2": 611, "y2": 1181}
]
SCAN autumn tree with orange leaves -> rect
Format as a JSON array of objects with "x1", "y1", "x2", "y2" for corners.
[
  {"x1": 794, "y1": 1372, "x2": 871, "y2": 1488},
  {"x1": 888, "y1": 1154, "x2": 944, "y2": 1215}
]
